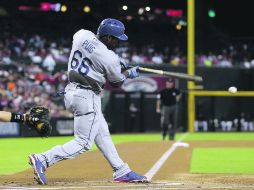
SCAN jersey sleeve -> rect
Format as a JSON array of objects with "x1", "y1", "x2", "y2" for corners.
[
  {"x1": 72, "y1": 29, "x2": 86, "y2": 46},
  {"x1": 104, "y1": 52, "x2": 126, "y2": 84},
  {"x1": 73, "y1": 29, "x2": 85, "y2": 40}
]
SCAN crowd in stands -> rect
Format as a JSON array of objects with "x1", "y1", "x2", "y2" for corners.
[
  {"x1": 1, "y1": 33, "x2": 254, "y2": 68},
  {"x1": 0, "y1": 64, "x2": 72, "y2": 118},
  {"x1": 1, "y1": 33, "x2": 254, "y2": 117},
  {"x1": 118, "y1": 42, "x2": 254, "y2": 68},
  {"x1": 0, "y1": 33, "x2": 70, "y2": 72}
]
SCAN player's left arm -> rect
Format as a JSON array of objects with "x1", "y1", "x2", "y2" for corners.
[
  {"x1": 109, "y1": 66, "x2": 139, "y2": 87},
  {"x1": 176, "y1": 89, "x2": 182, "y2": 102},
  {"x1": 106, "y1": 54, "x2": 139, "y2": 87},
  {"x1": 0, "y1": 111, "x2": 12, "y2": 122},
  {"x1": 119, "y1": 57, "x2": 128, "y2": 72},
  {"x1": 0, "y1": 111, "x2": 31, "y2": 123},
  {"x1": 0, "y1": 107, "x2": 52, "y2": 137},
  {"x1": 0, "y1": 111, "x2": 36, "y2": 123}
]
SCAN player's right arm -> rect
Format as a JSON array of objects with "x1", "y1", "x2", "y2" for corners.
[
  {"x1": 105, "y1": 52, "x2": 139, "y2": 87},
  {"x1": 123, "y1": 66, "x2": 139, "y2": 79},
  {"x1": 156, "y1": 93, "x2": 162, "y2": 113},
  {"x1": 176, "y1": 89, "x2": 182, "y2": 102}
]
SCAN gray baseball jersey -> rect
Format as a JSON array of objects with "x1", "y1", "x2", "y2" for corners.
[
  {"x1": 68, "y1": 29, "x2": 126, "y2": 93},
  {"x1": 34, "y1": 29, "x2": 131, "y2": 179}
]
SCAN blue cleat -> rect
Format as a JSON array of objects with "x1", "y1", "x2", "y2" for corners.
[
  {"x1": 28, "y1": 154, "x2": 47, "y2": 185},
  {"x1": 114, "y1": 171, "x2": 149, "y2": 183}
]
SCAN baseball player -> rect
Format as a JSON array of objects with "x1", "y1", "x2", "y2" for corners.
[{"x1": 28, "y1": 18, "x2": 148, "y2": 185}]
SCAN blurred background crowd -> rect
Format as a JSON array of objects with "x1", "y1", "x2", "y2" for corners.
[
  {"x1": 1, "y1": 32, "x2": 254, "y2": 68},
  {"x1": 1, "y1": 0, "x2": 254, "y2": 123},
  {"x1": 0, "y1": 65, "x2": 71, "y2": 117}
]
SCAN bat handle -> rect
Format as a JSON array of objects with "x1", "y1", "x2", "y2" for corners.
[{"x1": 138, "y1": 67, "x2": 164, "y2": 75}]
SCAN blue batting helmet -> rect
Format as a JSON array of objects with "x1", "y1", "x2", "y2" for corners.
[{"x1": 97, "y1": 18, "x2": 128, "y2": 41}]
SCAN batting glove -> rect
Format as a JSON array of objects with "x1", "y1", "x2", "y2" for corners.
[{"x1": 127, "y1": 66, "x2": 139, "y2": 79}]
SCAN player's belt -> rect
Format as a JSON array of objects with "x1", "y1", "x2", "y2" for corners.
[{"x1": 76, "y1": 84, "x2": 94, "y2": 91}]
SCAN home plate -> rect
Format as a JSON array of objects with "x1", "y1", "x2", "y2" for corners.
[
  {"x1": 173, "y1": 142, "x2": 189, "y2": 148},
  {"x1": 151, "y1": 182, "x2": 184, "y2": 186}
]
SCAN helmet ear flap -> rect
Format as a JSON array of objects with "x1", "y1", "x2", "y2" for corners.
[
  {"x1": 106, "y1": 35, "x2": 116, "y2": 43},
  {"x1": 100, "y1": 35, "x2": 112, "y2": 42},
  {"x1": 99, "y1": 35, "x2": 113, "y2": 47}
]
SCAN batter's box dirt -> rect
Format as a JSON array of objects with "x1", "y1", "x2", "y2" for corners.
[{"x1": 0, "y1": 141, "x2": 254, "y2": 189}]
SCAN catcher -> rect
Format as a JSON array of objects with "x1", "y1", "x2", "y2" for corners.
[{"x1": 0, "y1": 106, "x2": 52, "y2": 137}]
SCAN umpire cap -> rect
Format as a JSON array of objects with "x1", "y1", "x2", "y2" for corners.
[{"x1": 97, "y1": 18, "x2": 128, "y2": 41}]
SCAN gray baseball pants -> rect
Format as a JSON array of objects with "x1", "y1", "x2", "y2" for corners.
[{"x1": 35, "y1": 83, "x2": 130, "y2": 179}]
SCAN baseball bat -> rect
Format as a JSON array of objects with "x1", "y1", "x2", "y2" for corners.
[{"x1": 138, "y1": 67, "x2": 203, "y2": 82}]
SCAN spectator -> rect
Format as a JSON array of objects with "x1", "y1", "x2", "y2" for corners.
[{"x1": 42, "y1": 52, "x2": 56, "y2": 73}]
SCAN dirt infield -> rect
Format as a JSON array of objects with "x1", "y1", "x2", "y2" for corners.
[{"x1": 1, "y1": 141, "x2": 254, "y2": 190}]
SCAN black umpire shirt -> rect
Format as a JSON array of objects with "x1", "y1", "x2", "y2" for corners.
[{"x1": 160, "y1": 88, "x2": 180, "y2": 106}]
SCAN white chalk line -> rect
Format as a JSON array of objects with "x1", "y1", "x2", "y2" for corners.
[
  {"x1": 0, "y1": 182, "x2": 184, "y2": 190},
  {"x1": 2, "y1": 184, "x2": 254, "y2": 190},
  {"x1": 145, "y1": 133, "x2": 189, "y2": 181}
]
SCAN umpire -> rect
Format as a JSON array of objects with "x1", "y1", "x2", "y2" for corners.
[{"x1": 156, "y1": 78, "x2": 181, "y2": 140}]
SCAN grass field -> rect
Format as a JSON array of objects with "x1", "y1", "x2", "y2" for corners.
[
  {"x1": 0, "y1": 132, "x2": 254, "y2": 175},
  {"x1": 183, "y1": 132, "x2": 254, "y2": 141},
  {"x1": 0, "y1": 133, "x2": 163, "y2": 174},
  {"x1": 191, "y1": 148, "x2": 254, "y2": 174}
]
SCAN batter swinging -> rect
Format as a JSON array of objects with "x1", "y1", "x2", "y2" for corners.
[{"x1": 28, "y1": 18, "x2": 148, "y2": 185}]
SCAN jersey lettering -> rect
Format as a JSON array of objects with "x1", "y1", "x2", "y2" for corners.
[
  {"x1": 70, "y1": 50, "x2": 82, "y2": 69},
  {"x1": 82, "y1": 40, "x2": 95, "y2": 54},
  {"x1": 70, "y1": 50, "x2": 92, "y2": 76}
]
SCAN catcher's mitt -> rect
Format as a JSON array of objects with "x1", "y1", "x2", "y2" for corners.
[{"x1": 26, "y1": 106, "x2": 52, "y2": 137}]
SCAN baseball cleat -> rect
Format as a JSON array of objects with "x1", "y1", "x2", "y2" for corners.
[
  {"x1": 28, "y1": 154, "x2": 47, "y2": 185},
  {"x1": 114, "y1": 171, "x2": 149, "y2": 183}
]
